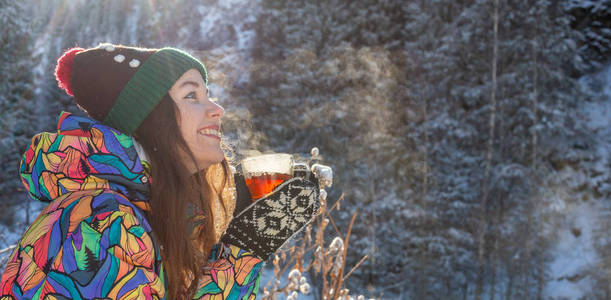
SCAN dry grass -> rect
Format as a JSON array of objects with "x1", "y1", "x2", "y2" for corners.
[{"x1": 260, "y1": 193, "x2": 380, "y2": 300}]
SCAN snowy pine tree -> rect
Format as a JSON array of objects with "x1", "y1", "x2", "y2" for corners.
[{"x1": 0, "y1": 0, "x2": 37, "y2": 228}]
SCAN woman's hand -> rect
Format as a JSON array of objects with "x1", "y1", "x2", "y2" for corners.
[{"x1": 221, "y1": 175, "x2": 320, "y2": 260}]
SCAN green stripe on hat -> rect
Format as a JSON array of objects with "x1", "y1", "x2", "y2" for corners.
[{"x1": 103, "y1": 47, "x2": 208, "y2": 135}]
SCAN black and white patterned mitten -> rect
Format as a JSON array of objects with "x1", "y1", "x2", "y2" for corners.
[{"x1": 220, "y1": 177, "x2": 320, "y2": 260}]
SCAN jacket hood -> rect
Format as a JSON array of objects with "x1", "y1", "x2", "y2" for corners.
[{"x1": 20, "y1": 111, "x2": 151, "y2": 211}]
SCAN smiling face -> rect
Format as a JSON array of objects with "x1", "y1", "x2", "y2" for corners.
[{"x1": 168, "y1": 69, "x2": 225, "y2": 173}]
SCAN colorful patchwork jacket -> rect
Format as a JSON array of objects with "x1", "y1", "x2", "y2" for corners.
[{"x1": 0, "y1": 112, "x2": 263, "y2": 299}]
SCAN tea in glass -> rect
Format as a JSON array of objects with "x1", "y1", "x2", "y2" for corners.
[{"x1": 241, "y1": 154, "x2": 294, "y2": 200}]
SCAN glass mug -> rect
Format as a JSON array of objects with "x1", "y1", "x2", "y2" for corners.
[{"x1": 241, "y1": 153, "x2": 294, "y2": 201}]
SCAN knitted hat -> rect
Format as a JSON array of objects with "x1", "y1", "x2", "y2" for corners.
[{"x1": 55, "y1": 43, "x2": 208, "y2": 135}]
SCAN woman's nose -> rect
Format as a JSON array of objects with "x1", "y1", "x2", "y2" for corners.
[{"x1": 206, "y1": 99, "x2": 224, "y2": 119}]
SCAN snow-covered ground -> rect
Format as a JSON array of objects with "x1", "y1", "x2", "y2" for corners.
[
  {"x1": 543, "y1": 64, "x2": 611, "y2": 298},
  {"x1": 544, "y1": 201, "x2": 600, "y2": 298}
]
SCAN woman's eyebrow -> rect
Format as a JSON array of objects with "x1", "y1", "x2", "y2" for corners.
[{"x1": 180, "y1": 81, "x2": 199, "y2": 88}]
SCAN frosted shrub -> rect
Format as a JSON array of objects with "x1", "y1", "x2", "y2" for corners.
[{"x1": 260, "y1": 192, "x2": 378, "y2": 299}]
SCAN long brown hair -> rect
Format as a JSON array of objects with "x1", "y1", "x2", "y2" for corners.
[{"x1": 134, "y1": 94, "x2": 232, "y2": 299}]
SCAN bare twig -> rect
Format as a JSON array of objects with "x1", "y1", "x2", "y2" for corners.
[
  {"x1": 0, "y1": 245, "x2": 16, "y2": 255},
  {"x1": 331, "y1": 211, "x2": 357, "y2": 300},
  {"x1": 324, "y1": 210, "x2": 343, "y2": 238},
  {"x1": 343, "y1": 254, "x2": 369, "y2": 281}
]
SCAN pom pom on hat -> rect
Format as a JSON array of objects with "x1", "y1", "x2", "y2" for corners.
[{"x1": 55, "y1": 47, "x2": 84, "y2": 96}]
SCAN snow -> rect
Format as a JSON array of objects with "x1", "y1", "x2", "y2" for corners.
[
  {"x1": 125, "y1": 3, "x2": 140, "y2": 45},
  {"x1": 234, "y1": 12, "x2": 257, "y2": 51},
  {"x1": 543, "y1": 63, "x2": 611, "y2": 298},
  {"x1": 544, "y1": 201, "x2": 600, "y2": 298},
  {"x1": 565, "y1": 0, "x2": 610, "y2": 12},
  {"x1": 580, "y1": 65, "x2": 611, "y2": 132},
  {"x1": 198, "y1": 0, "x2": 258, "y2": 52},
  {"x1": 0, "y1": 200, "x2": 46, "y2": 271},
  {"x1": 580, "y1": 64, "x2": 611, "y2": 194},
  {"x1": 259, "y1": 265, "x2": 316, "y2": 300}
]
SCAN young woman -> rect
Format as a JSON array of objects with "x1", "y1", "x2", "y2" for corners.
[{"x1": 0, "y1": 44, "x2": 320, "y2": 299}]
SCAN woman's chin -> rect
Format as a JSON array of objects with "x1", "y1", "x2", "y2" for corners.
[{"x1": 195, "y1": 154, "x2": 225, "y2": 170}]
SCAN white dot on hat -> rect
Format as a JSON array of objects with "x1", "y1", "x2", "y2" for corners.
[
  {"x1": 114, "y1": 54, "x2": 125, "y2": 63},
  {"x1": 97, "y1": 43, "x2": 115, "y2": 52},
  {"x1": 129, "y1": 59, "x2": 140, "y2": 68}
]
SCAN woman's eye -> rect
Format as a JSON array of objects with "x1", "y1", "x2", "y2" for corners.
[{"x1": 185, "y1": 92, "x2": 197, "y2": 102}]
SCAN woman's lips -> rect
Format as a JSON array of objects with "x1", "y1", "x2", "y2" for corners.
[{"x1": 198, "y1": 127, "x2": 221, "y2": 140}]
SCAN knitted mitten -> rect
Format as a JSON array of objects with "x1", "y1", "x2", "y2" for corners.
[{"x1": 220, "y1": 175, "x2": 320, "y2": 260}]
